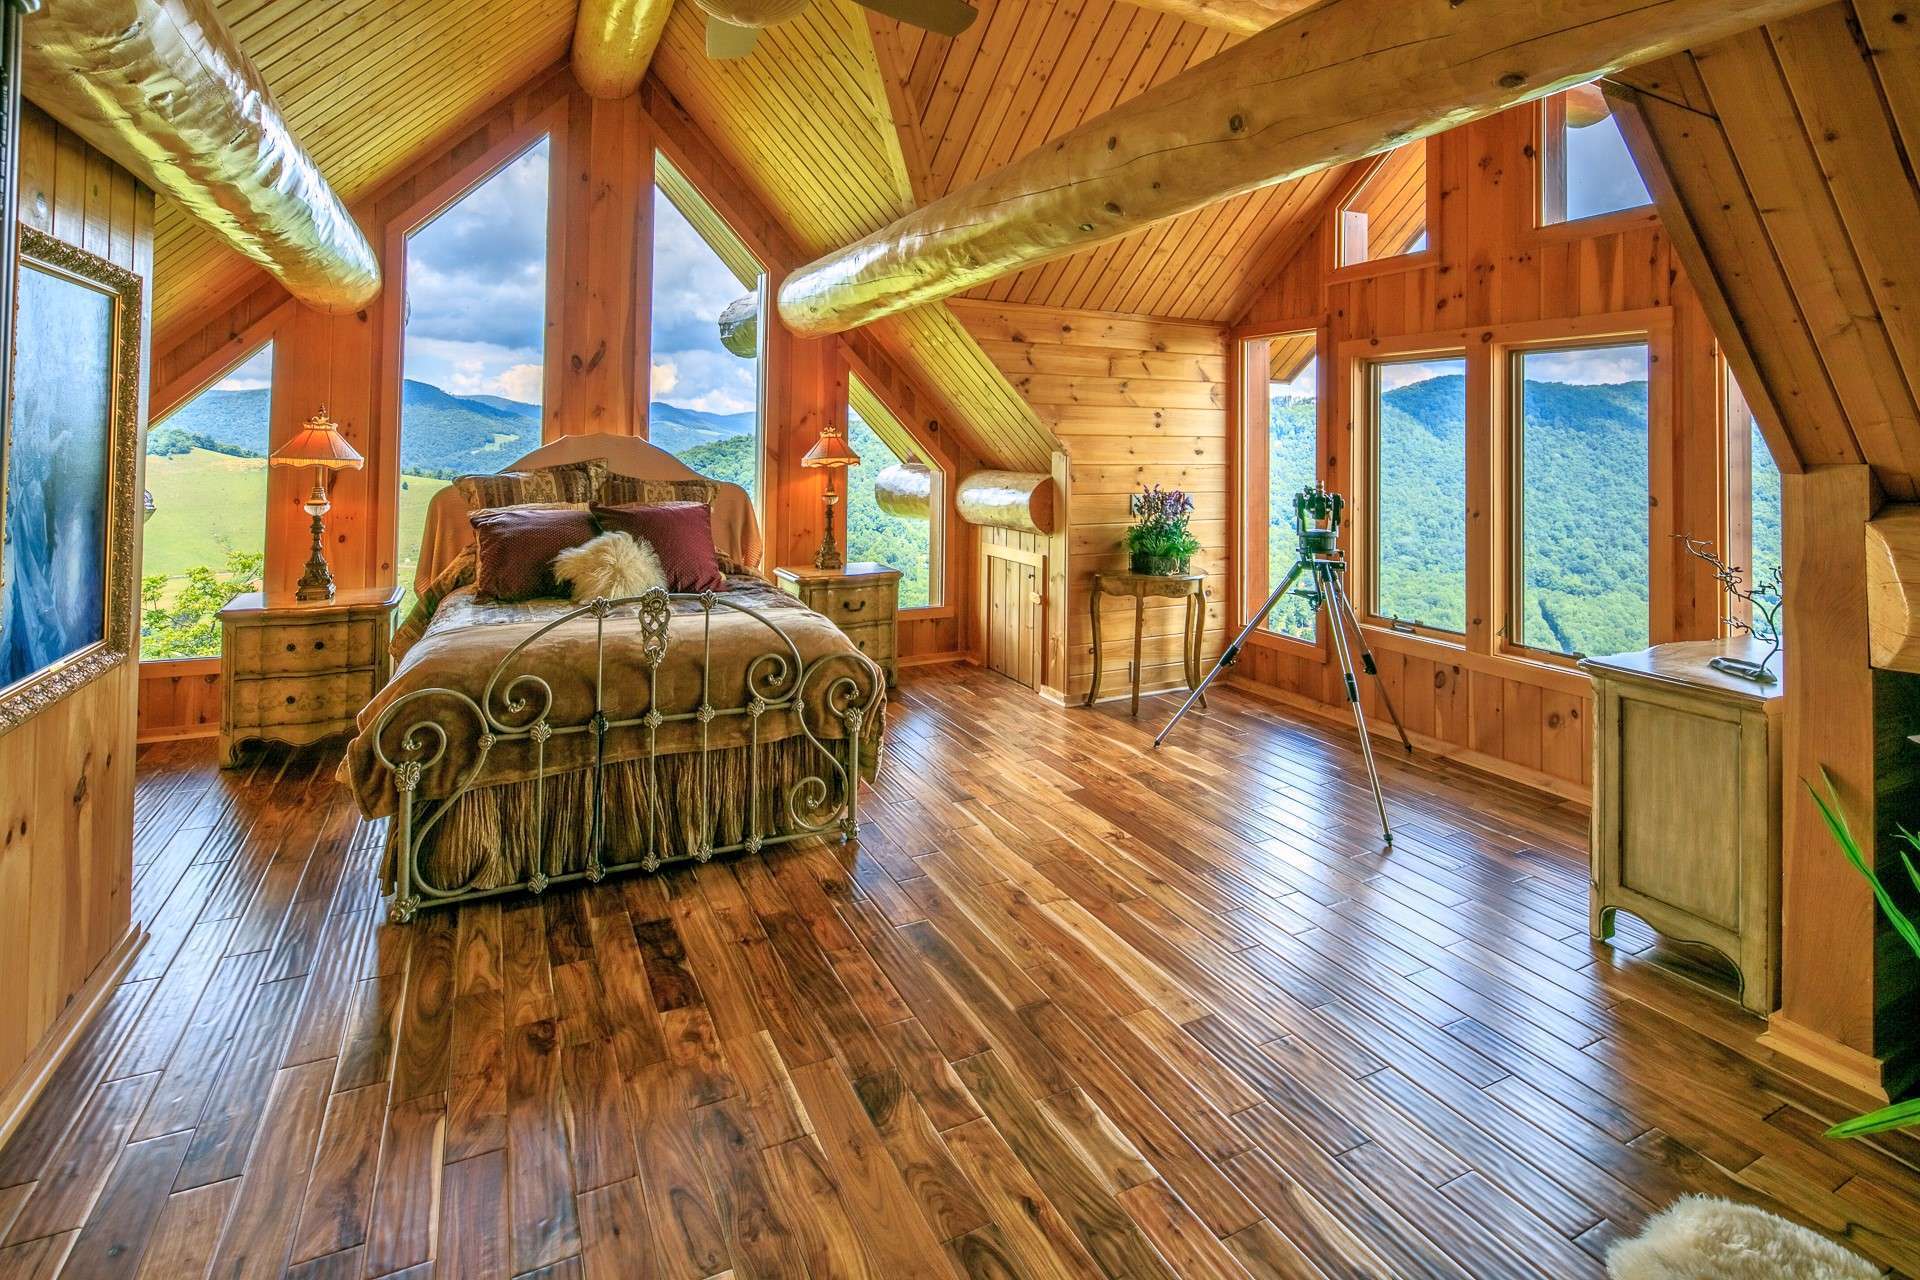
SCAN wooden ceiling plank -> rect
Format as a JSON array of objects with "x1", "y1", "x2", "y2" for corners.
[
  {"x1": 1693, "y1": 26, "x2": 1920, "y2": 495},
  {"x1": 939, "y1": 0, "x2": 1077, "y2": 194},
  {"x1": 1767, "y1": 5, "x2": 1920, "y2": 487},
  {"x1": 1607, "y1": 71, "x2": 1848, "y2": 474},
  {"x1": 924, "y1": 0, "x2": 1032, "y2": 194},
  {"x1": 1854, "y1": 0, "x2": 1920, "y2": 167}
]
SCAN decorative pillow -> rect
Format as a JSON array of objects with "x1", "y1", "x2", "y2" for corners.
[
  {"x1": 470, "y1": 504, "x2": 598, "y2": 601},
  {"x1": 591, "y1": 501, "x2": 726, "y2": 593},
  {"x1": 455, "y1": 459, "x2": 606, "y2": 510},
  {"x1": 551, "y1": 531, "x2": 667, "y2": 602},
  {"x1": 599, "y1": 474, "x2": 719, "y2": 508}
]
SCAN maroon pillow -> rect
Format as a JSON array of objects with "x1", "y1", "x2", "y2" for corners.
[
  {"x1": 469, "y1": 505, "x2": 597, "y2": 601},
  {"x1": 591, "y1": 501, "x2": 725, "y2": 592}
]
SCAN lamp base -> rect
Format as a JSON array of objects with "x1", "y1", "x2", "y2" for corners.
[
  {"x1": 813, "y1": 485, "x2": 845, "y2": 571},
  {"x1": 295, "y1": 502, "x2": 335, "y2": 603}
]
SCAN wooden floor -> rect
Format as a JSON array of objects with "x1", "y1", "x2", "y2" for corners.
[{"x1": 2, "y1": 664, "x2": 1917, "y2": 1279}]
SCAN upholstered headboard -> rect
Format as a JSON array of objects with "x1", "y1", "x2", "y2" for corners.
[{"x1": 412, "y1": 431, "x2": 764, "y2": 592}]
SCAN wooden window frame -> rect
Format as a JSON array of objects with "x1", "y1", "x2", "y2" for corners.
[
  {"x1": 380, "y1": 110, "x2": 562, "y2": 594},
  {"x1": 842, "y1": 368, "x2": 950, "y2": 615},
  {"x1": 140, "y1": 334, "x2": 280, "y2": 671},
  {"x1": 653, "y1": 149, "x2": 772, "y2": 521},
  {"x1": 1532, "y1": 90, "x2": 1659, "y2": 242},
  {"x1": 1231, "y1": 320, "x2": 1328, "y2": 662},
  {"x1": 1495, "y1": 315, "x2": 1671, "y2": 668},
  {"x1": 1348, "y1": 336, "x2": 1478, "y2": 648},
  {"x1": 1329, "y1": 140, "x2": 1439, "y2": 282}
]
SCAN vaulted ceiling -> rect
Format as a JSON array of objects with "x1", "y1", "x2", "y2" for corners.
[{"x1": 138, "y1": 0, "x2": 1359, "y2": 473}]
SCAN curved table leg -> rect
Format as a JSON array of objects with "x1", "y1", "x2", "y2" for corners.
[
  {"x1": 1085, "y1": 581, "x2": 1104, "y2": 706},
  {"x1": 1189, "y1": 585, "x2": 1208, "y2": 710}
]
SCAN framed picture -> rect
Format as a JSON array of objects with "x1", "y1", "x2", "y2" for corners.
[{"x1": 0, "y1": 225, "x2": 143, "y2": 733}]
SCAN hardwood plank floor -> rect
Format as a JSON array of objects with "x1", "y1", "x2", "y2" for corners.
[{"x1": 4, "y1": 664, "x2": 1917, "y2": 1278}]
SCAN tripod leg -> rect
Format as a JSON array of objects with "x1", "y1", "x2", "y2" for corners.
[
  {"x1": 1155, "y1": 559, "x2": 1309, "y2": 748},
  {"x1": 1319, "y1": 564, "x2": 1394, "y2": 846},
  {"x1": 1330, "y1": 574, "x2": 1413, "y2": 753}
]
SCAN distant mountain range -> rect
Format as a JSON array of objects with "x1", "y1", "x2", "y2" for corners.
[{"x1": 152, "y1": 379, "x2": 754, "y2": 479}]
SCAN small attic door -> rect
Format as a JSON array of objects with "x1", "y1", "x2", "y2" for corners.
[{"x1": 982, "y1": 534, "x2": 1043, "y2": 689}]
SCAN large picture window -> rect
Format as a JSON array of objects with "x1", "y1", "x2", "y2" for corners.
[
  {"x1": 1370, "y1": 355, "x2": 1468, "y2": 632},
  {"x1": 846, "y1": 377, "x2": 941, "y2": 609},
  {"x1": 141, "y1": 344, "x2": 273, "y2": 658},
  {"x1": 1510, "y1": 342, "x2": 1651, "y2": 658},
  {"x1": 1238, "y1": 331, "x2": 1319, "y2": 641},
  {"x1": 1541, "y1": 84, "x2": 1652, "y2": 226},
  {"x1": 398, "y1": 136, "x2": 551, "y2": 594},
  {"x1": 651, "y1": 154, "x2": 765, "y2": 506}
]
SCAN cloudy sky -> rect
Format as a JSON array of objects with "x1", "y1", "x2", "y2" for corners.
[{"x1": 397, "y1": 137, "x2": 757, "y2": 415}]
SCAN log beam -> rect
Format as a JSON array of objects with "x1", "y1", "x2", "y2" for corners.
[
  {"x1": 22, "y1": 0, "x2": 379, "y2": 313},
  {"x1": 572, "y1": 0, "x2": 676, "y2": 100},
  {"x1": 777, "y1": 0, "x2": 1825, "y2": 335}
]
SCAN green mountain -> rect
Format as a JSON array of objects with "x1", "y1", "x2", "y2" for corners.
[
  {"x1": 1265, "y1": 373, "x2": 1781, "y2": 659},
  {"x1": 153, "y1": 380, "x2": 756, "y2": 480}
]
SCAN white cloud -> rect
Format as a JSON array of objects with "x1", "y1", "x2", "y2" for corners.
[
  {"x1": 651, "y1": 359, "x2": 679, "y2": 396},
  {"x1": 688, "y1": 389, "x2": 755, "y2": 415},
  {"x1": 1377, "y1": 358, "x2": 1465, "y2": 392},
  {"x1": 1520, "y1": 345, "x2": 1648, "y2": 385},
  {"x1": 493, "y1": 362, "x2": 543, "y2": 402}
]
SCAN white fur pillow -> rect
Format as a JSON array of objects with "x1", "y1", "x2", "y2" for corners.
[{"x1": 551, "y1": 531, "x2": 667, "y2": 602}]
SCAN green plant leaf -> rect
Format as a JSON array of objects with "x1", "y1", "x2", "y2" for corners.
[
  {"x1": 1826, "y1": 1098, "x2": 1920, "y2": 1139},
  {"x1": 1807, "y1": 771, "x2": 1920, "y2": 964}
]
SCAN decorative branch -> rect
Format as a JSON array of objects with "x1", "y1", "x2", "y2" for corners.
[{"x1": 1675, "y1": 534, "x2": 1783, "y2": 681}]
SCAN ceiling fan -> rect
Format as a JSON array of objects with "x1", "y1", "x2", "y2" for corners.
[{"x1": 696, "y1": 0, "x2": 977, "y2": 59}]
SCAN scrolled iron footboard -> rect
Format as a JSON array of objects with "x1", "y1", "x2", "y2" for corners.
[{"x1": 369, "y1": 588, "x2": 884, "y2": 922}]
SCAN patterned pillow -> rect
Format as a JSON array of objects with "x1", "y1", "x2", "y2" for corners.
[
  {"x1": 590, "y1": 501, "x2": 726, "y2": 593},
  {"x1": 599, "y1": 474, "x2": 719, "y2": 507},
  {"x1": 454, "y1": 459, "x2": 606, "y2": 510},
  {"x1": 470, "y1": 504, "x2": 599, "y2": 601}
]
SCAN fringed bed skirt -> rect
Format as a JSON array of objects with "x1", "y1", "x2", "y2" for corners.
[{"x1": 382, "y1": 737, "x2": 847, "y2": 896}]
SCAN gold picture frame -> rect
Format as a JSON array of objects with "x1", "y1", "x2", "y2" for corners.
[{"x1": 0, "y1": 225, "x2": 143, "y2": 734}]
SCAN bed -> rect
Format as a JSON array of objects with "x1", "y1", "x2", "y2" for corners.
[{"x1": 341, "y1": 433, "x2": 886, "y2": 922}]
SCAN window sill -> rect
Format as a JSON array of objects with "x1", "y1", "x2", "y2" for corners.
[
  {"x1": 1244, "y1": 627, "x2": 1327, "y2": 664},
  {"x1": 1530, "y1": 206, "x2": 1658, "y2": 245},
  {"x1": 898, "y1": 604, "x2": 954, "y2": 621},
  {"x1": 1327, "y1": 247, "x2": 1436, "y2": 286},
  {"x1": 139, "y1": 655, "x2": 222, "y2": 676},
  {"x1": 1354, "y1": 623, "x2": 1592, "y2": 697}
]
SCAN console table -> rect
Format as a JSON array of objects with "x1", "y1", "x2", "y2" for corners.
[{"x1": 1085, "y1": 570, "x2": 1207, "y2": 717}]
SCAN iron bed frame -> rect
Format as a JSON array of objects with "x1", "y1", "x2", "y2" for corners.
[{"x1": 368, "y1": 588, "x2": 884, "y2": 922}]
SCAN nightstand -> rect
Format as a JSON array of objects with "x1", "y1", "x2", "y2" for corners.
[
  {"x1": 218, "y1": 586, "x2": 404, "y2": 768},
  {"x1": 776, "y1": 562, "x2": 900, "y2": 685}
]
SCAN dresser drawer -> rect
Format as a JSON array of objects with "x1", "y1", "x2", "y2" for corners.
[
  {"x1": 231, "y1": 671, "x2": 375, "y2": 729},
  {"x1": 840, "y1": 623, "x2": 896, "y2": 668},
  {"x1": 229, "y1": 618, "x2": 378, "y2": 676}
]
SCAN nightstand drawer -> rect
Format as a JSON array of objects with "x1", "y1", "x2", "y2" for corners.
[
  {"x1": 812, "y1": 584, "x2": 894, "y2": 623},
  {"x1": 229, "y1": 618, "x2": 377, "y2": 676},
  {"x1": 840, "y1": 623, "x2": 896, "y2": 667},
  {"x1": 231, "y1": 671, "x2": 375, "y2": 729}
]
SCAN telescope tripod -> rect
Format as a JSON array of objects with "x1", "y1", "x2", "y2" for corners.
[{"x1": 1154, "y1": 550, "x2": 1412, "y2": 845}]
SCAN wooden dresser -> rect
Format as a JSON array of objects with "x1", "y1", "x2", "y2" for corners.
[
  {"x1": 776, "y1": 562, "x2": 901, "y2": 685},
  {"x1": 218, "y1": 586, "x2": 404, "y2": 767},
  {"x1": 1582, "y1": 638, "x2": 1785, "y2": 1013}
]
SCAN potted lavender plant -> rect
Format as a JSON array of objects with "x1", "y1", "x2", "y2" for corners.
[{"x1": 1126, "y1": 484, "x2": 1200, "y2": 575}]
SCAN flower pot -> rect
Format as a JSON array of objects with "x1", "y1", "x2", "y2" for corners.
[{"x1": 1130, "y1": 551, "x2": 1179, "y2": 575}]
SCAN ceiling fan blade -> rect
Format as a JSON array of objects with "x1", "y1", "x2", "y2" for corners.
[
  {"x1": 854, "y1": 0, "x2": 977, "y2": 38},
  {"x1": 706, "y1": 16, "x2": 761, "y2": 58}
]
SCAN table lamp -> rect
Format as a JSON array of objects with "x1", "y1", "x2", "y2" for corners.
[
  {"x1": 802, "y1": 419, "x2": 860, "y2": 571},
  {"x1": 271, "y1": 407, "x2": 364, "y2": 602}
]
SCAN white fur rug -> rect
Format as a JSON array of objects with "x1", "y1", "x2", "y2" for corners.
[{"x1": 1608, "y1": 1196, "x2": 1878, "y2": 1280}]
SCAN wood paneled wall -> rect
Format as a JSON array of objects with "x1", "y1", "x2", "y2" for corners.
[
  {"x1": 1, "y1": 104, "x2": 150, "y2": 1126},
  {"x1": 954, "y1": 301, "x2": 1230, "y2": 702},
  {"x1": 1217, "y1": 101, "x2": 1732, "y2": 801},
  {"x1": 143, "y1": 67, "x2": 977, "y2": 739}
]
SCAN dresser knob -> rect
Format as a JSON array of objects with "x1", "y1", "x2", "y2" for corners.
[
  {"x1": 314, "y1": 640, "x2": 325, "y2": 651},
  {"x1": 285, "y1": 695, "x2": 297, "y2": 706},
  {"x1": 285, "y1": 642, "x2": 296, "y2": 652}
]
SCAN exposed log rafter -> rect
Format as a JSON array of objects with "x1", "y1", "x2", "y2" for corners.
[
  {"x1": 573, "y1": 0, "x2": 677, "y2": 99},
  {"x1": 22, "y1": 0, "x2": 379, "y2": 313},
  {"x1": 777, "y1": 0, "x2": 1829, "y2": 336}
]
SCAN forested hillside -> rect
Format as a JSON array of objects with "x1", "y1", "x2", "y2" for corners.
[{"x1": 1266, "y1": 373, "x2": 1780, "y2": 658}]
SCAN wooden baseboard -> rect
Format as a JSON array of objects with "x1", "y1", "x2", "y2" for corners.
[
  {"x1": 897, "y1": 651, "x2": 968, "y2": 670},
  {"x1": 136, "y1": 723, "x2": 219, "y2": 745},
  {"x1": 1225, "y1": 673, "x2": 1591, "y2": 807},
  {"x1": 1759, "y1": 1015, "x2": 1890, "y2": 1107},
  {"x1": 0, "y1": 925, "x2": 147, "y2": 1151}
]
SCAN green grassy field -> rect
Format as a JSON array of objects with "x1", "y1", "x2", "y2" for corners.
[{"x1": 144, "y1": 448, "x2": 449, "y2": 591}]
